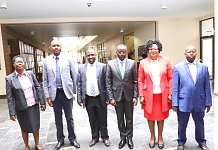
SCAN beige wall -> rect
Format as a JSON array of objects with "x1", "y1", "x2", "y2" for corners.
[
  {"x1": 105, "y1": 36, "x2": 123, "y2": 60},
  {"x1": 158, "y1": 18, "x2": 199, "y2": 65},
  {"x1": 0, "y1": 24, "x2": 6, "y2": 95},
  {"x1": 134, "y1": 22, "x2": 156, "y2": 60}
]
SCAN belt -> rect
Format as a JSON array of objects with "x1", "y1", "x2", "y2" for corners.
[
  {"x1": 57, "y1": 88, "x2": 63, "y2": 91},
  {"x1": 86, "y1": 94, "x2": 100, "y2": 98}
]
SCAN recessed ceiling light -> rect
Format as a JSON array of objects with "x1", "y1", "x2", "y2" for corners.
[
  {"x1": 120, "y1": 28, "x2": 124, "y2": 32},
  {"x1": 0, "y1": 1, "x2": 7, "y2": 9},
  {"x1": 161, "y1": 4, "x2": 167, "y2": 10}
]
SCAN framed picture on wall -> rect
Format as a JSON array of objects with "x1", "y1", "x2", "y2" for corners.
[{"x1": 138, "y1": 45, "x2": 145, "y2": 57}]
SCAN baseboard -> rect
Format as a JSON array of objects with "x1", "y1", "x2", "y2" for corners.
[{"x1": 0, "y1": 95, "x2": 6, "y2": 99}]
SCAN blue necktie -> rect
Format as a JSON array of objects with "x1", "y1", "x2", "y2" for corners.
[
  {"x1": 56, "y1": 57, "x2": 62, "y2": 88},
  {"x1": 91, "y1": 83, "x2": 96, "y2": 96},
  {"x1": 120, "y1": 61, "x2": 124, "y2": 79}
]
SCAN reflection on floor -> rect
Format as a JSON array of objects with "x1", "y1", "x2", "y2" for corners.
[{"x1": 0, "y1": 95, "x2": 218, "y2": 150}]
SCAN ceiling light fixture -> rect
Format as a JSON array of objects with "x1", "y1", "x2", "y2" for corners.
[
  {"x1": 161, "y1": 4, "x2": 167, "y2": 10},
  {"x1": 87, "y1": 3, "x2": 94, "y2": 7},
  {"x1": 0, "y1": 1, "x2": 7, "y2": 9},
  {"x1": 120, "y1": 28, "x2": 124, "y2": 32}
]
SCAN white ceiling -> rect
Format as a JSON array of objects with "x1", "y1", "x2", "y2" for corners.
[{"x1": 0, "y1": 0, "x2": 214, "y2": 49}]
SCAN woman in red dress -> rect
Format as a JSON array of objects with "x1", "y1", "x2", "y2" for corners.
[{"x1": 138, "y1": 39, "x2": 172, "y2": 149}]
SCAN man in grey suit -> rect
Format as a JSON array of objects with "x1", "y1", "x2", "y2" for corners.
[
  {"x1": 77, "y1": 48, "x2": 110, "y2": 147},
  {"x1": 106, "y1": 44, "x2": 138, "y2": 149},
  {"x1": 43, "y1": 39, "x2": 80, "y2": 150}
]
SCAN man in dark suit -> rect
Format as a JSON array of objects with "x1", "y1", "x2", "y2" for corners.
[
  {"x1": 43, "y1": 39, "x2": 80, "y2": 150},
  {"x1": 106, "y1": 44, "x2": 138, "y2": 149},
  {"x1": 77, "y1": 48, "x2": 110, "y2": 147},
  {"x1": 172, "y1": 46, "x2": 212, "y2": 150}
]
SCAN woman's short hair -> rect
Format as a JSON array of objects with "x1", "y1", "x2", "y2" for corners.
[{"x1": 145, "y1": 39, "x2": 162, "y2": 53}]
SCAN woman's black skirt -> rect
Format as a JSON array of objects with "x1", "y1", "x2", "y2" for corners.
[{"x1": 16, "y1": 104, "x2": 40, "y2": 133}]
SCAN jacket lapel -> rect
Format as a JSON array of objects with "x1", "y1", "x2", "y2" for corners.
[
  {"x1": 158, "y1": 56, "x2": 166, "y2": 79},
  {"x1": 96, "y1": 62, "x2": 100, "y2": 79},
  {"x1": 12, "y1": 72, "x2": 24, "y2": 91},
  {"x1": 183, "y1": 61, "x2": 195, "y2": 83},
  {"x1": 114, "y1": 59, "x2": 122, "y2": 79},
  {"x1": 195, "y1": 62, "x2": 201, "y2": 83},
  {"x1": 50, "y1": 55, "x2": 56, "y2": 75},
  {"x1": 143, "y1": 58, "x2": 152, "y2": 80}
]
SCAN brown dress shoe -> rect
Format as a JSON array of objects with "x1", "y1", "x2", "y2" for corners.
[
  {"x1": 199, "y1": 145, "x2": 209, "y2": 150},
  {"x1": 177, "y1": 145, "x2": 184, "y2": 150},
  {"x1": 89, "y1": 139, "x2": 99, "y2": 147},
  {"x1": 103, "y1": 139, "x2": 110, "y2": 147}
]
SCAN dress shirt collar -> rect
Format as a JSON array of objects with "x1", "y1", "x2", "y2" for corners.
[
  {"x1": 117, "y1": 58, "x2": 126, "y2": 64},
  {"x1": 15, "y1": 70, "x2": 27, "y2": 77},
  {"x1": 87, "y1": 61, "x2": 96, "y2": 67},
  {"x1": 150, "y1": 58, "x2": 159, "y2": 64},
  {"x1": 186, "y1": 60, "x2": 196, "y2": 65},
  {"x1": 52, "y1": 53, "x2": 62, "y2": 59}
]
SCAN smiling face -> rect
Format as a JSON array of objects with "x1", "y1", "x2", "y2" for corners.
[
  {"x1": 50, "y1": 39, "x2": 62, "y2": 56},
  {"x1": 185, "y1": 46, "x2": 197, "y2": 63},
  {"x1": 86, "y1": 48, "x2": 96, "y2": 64},
  {"x1": 148, "y1": 44, "x2": 159, "y2": 60},
  {"x1": 13, "y1": 57, "x2": 25, "y2": 72}
]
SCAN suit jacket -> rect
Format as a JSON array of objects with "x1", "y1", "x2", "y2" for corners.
[
  {"x1": 5, "y1": 70, "x2": 45, "y2": 116},
  {"x1": 43, "y1": 54, "x2": 77, "y2": 101},
  {"x1": 138, "y1": 56, "x2": 172, "y2": 114},
  {"x1": 172, "y1": 61, "x2": 212, "y2": 112},
  {"x1": 106, "y1": 58, "x2": 138, "y2": 102},
  {"x1": 77, "y1": 62, "x2": 108, "y2": 108}
]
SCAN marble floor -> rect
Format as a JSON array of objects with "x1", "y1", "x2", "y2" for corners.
[{"x1": 0, "y1": 95, "x2": 218, "y2": 150}]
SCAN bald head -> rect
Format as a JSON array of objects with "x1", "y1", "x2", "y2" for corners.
[
  {"x1": 50, "y1": 39, "x2": 62, "y2": 56},
  {"x1": 185, "y1": 46, "x2": 196, "y2": 52},
  {"x1": 184, "y1": 46, "x2": 197, "y2": 63}
]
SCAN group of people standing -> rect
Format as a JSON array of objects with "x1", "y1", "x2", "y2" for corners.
[{"x1": 5, "y1": 39, "x2": 212, "y2": 150}]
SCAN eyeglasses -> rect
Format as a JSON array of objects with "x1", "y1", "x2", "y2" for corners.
[{"x1": 116, "y1": 51, "x2": 127, "y2": 55}]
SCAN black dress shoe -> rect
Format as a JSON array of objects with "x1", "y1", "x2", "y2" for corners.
[
  {"x1": 158, "y1": 143, "x2": 164, "y2": 149},
  {"x1": 127, "y1": 139, "x2": 134, "y2": 149},
  {"x1": 71, "y1": 140, "x2": 80, "y2": 148},
  {"x1": 89, "y1": 139, "x2": 99, "y2": 147},
  {"x1": 199, "y1": 145, "x2": 209, "y2": 150},
  {"x1": 54, "y1": 141, "x2": 64, "y2": 150},
  {"x1": 103, "y1": 139, "x2": 110, "y2": 147},
  {"x1": 118, "y1": 140, "x2": 126, "y2": 149}
]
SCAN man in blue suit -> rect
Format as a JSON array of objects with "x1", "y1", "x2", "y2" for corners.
[{"x1": 172, "y1": 46, "x2": 212, "y2": 150}]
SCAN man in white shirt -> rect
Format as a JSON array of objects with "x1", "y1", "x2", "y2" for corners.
[
  {"x1": 172, "y1": 46, "x2": 212, "y2": 150},
  {"x1": 77, "y1": 48, "x2": 110, "y2": 147}
]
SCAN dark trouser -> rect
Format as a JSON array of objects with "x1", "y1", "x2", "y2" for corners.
[
  {"x1": 115, "y1": 92, "x2": 134, "y2": 140},
  {"x1": 177, "y1": 109, "x2": 206, "y2": 146},
  {"x1": 53, "y1": 89, "x2": 76, "y2": 142},
  {"x1": 86, "y1": 95, "x2": 109, "y2": 140}
]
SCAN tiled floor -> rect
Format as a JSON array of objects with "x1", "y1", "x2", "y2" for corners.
[{"x1": 0, "y1": 95, "x2": 218, "y2": 150}]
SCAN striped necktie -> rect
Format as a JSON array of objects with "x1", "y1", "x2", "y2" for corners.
[{"x1": 120, "y1": 61, "x2": 124, "y2": 79}]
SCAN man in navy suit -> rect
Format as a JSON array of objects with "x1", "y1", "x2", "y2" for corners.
[
  {"x1": 77, "y1": 48, "x2": 110, "y2": 147},
  {"x1": 172, "y1": 46, "x2": 212, "y2": 150}
]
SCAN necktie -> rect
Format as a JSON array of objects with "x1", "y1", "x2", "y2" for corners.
[
  {"x1": 91, "y1": 83, "x2": 96, "y2": 96},
  {"x1": 56, "y1": 57, "x2": 62, "y2": 87},
  {"x1": 120, "y1": 61, "x2": 124, "y2": 79}
]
